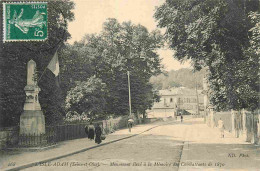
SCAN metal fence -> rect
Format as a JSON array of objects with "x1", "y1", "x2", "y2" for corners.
[
  {"x1": 1, "y1": 118, "x2": 129, "y2": 148},
  {"x1": 1, "y1": 123, "x2": 92, "y2": 147},
  {"x1": 19, "y1": 123, "x2": 87, "y2": 146}
]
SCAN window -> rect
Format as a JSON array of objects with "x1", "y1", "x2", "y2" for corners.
[{"x1": 170, "y1": 98, "x2": 173, "y2": 103}]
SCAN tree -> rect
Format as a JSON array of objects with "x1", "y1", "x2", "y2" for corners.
[
  {"x1": 59, "y1": 44, "x2": 95, "y2": 96},
  {"x1": 0, "y1": 0, "x2": 75, "y2": 127},
  {"x1": 150, "y1": 68, "x2": 205, "y2": 90},
  {"x1": 65, "y1": 19, "x2": 164, "y2": 118},
  {"x1": 65, "y1": 76, "x2": 107, "y2": 120},
  {"x1": 155, "y1": 0, "x2": 259, "y2": 111}
]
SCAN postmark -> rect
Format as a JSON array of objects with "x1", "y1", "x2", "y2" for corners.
[{"x1": 3, "y1": 2, "x2": 48, "y2": 42}]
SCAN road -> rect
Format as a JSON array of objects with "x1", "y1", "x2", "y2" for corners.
[
  {"x1": 23, "y1": 118, "x2": 260, "y2": 171},
  {"x1": 24, "y1": 120, "x2": 184, "y2": 171}
]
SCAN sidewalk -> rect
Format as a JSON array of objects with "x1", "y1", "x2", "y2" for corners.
[
  {"x1": 0, "y1": 122, "x2": 162, "y2": 171},
  {"x1": 178, "y1": 118, "x2": 260, "y2": 170}
]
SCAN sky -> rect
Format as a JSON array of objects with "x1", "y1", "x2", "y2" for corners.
[{"x1": 67, "y1": 0, "x2": 191, "y2": 71}]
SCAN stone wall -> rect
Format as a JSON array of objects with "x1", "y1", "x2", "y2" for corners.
[
  {"x1": 208, "y1": 109, "x2": 259, "y2": 145},
  {"x1": 0, "y1": 127, "x2": 19, "y2": 149}
]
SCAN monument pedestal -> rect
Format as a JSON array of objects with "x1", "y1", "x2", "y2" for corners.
[
  {"x1": 20, "y1": 110, "x2": 45, "y2": 135},
  {"x1": 19, "y1": 60, "x2": 46, "y2": 146}
]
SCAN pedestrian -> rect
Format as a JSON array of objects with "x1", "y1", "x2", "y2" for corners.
[
  {"x1": 85, "y1": 124, "x2": 89, "y2": 136},
  {"x1": 95, "y1": 123, "x2": 102, "y2": 144},
  {"x1": 88, "y1": 121, "x2": 95, "y2": 140},
  {"x1": 181, "y1": 115, "x2": 183, "y2": 123},
  {"x1": 128, "y1": 119, "x2": 134, "y2": 132},
  {"x1": 218, "y1": 118, "x2": 225, "y2": 138}
]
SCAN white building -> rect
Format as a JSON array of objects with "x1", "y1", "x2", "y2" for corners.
[{"x1": 147, "y1": 87, "x2": 204, "y2": 118}]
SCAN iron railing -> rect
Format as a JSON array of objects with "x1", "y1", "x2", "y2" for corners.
[{"x1": 1, "y1": 117, "x2": 130, "y2": 147}]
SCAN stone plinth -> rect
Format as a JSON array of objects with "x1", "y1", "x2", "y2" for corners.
[
  {"x1": 20, "y1": 60, "x2": 45, "y2": 136},
  {"x1": 20, "y1": 110, "x2": 45, "y2": 135}
]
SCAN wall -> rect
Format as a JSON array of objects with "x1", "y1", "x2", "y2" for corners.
[
  {"x1": 209, "y1": 110, "x2": 259, "y2": 145},
  {"x1": 148, "y1": 108, "x2": 175, "y2": 118},
  {"x1": 102, "y1": 116, "x2": 129, "y2": 134},
  {"x1": 213, "y1": 112, "x2": 232, "y2": 132},
  {"x1": 0, "y1": 127, "x2": 19, "y2": 149}
]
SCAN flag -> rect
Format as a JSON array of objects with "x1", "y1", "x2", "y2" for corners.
[{"x1": 47, "y1": 51, "x2": 59, "y2": 77}]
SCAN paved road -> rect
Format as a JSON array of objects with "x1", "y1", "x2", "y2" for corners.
[
  {"x1": 22, "y1": 118, "x2": 260, "y2": 171},
  {"x1": 24, "y1": 121, "x2": 184, "y2": 171}
]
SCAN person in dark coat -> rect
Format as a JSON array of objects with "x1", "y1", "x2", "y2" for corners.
[
  {"x1": 95, "y1": 123, "x2": 102, "y2": 144},
  {"x1": 85, "y1": 125, "x2": 89, "y2": 136},
  {"x1": 88, "y1": 122, "x2": 95, "y2": 140}
]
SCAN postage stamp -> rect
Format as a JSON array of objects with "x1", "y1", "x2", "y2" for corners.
[{"x1": 3, "y1": 2, "x2": 48, "y2": 42}]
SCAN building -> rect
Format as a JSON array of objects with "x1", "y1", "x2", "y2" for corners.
[{"x1": 147, "y1": 87, "x2": 204, "y2": 118}]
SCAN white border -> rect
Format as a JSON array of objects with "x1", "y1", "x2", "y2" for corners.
[
  {"x1": 3, "y1": 3, "x2": 6, "y2": 42},
  {"x1": 3, "y1": 1, "x2": 48, "y2": 43}
]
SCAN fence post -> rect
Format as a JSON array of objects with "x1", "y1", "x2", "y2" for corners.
[
  {"x1": 231, "y1": 109, "x2": 235, "y2": 136},
  {"x1": 257, "y1": 113, "x2": 260, "y2": 144},
  {"x1": 209, "y1": 106, "x2": 214, "y2": 128},
  {"x1": 251, "y1": 112, "x2": 255, "y2": 144}
]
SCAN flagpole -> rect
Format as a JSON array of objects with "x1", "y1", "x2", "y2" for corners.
[
  {"x1": 37, "y1": 66, "x2": 48, "y2": 84},
  {"x1": 37, "y1": 45, "x2": 62, "y2": 84},
  {"x1": 127, "y1": 71, "x2": 132, "y2": 116}
]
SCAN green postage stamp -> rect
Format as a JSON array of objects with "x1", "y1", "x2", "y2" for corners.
[{"x1": 3, "y1": 2, "x2": 48, "y2": 42}]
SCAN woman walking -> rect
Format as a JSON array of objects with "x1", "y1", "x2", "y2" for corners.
[
  {"x1": 88, "y1": 122, "x2": 95, "y2": 140},
  {"x1": 95, "y1": 123, "x2": 102, "y2": 144}
]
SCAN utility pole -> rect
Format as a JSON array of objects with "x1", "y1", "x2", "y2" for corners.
[
  {"x1": 127, "y1": 71, "x2": 132, "y2": 116},
  {"x1": 195, "y1": 81, "x2": 200, "y2": 116}
]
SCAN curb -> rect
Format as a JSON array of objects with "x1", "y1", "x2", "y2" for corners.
[
  {"x1": 4, "y1": 121, "x2": 169, "y2": 171},
  {"x1": 178, "y1": 141, "x2": 189, "y2": 171},
  {"x1": 5, "y1": 144, "x2": 59, "y2": 152}
]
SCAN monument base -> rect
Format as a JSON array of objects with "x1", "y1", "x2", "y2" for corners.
[
  {"x1": 19, "y1": 110, "x2": 46, "y2": 146},
  {"x1": 20, "y1": 110, "x2": 46, "y2": 135}
]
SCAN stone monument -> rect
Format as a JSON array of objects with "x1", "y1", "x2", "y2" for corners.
[{"x1": 20, "y1": 60, "x2": 45, "y2": 136}]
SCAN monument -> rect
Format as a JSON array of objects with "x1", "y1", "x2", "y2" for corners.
[{"x1": 20, "y1": 60, "x2": 45, "y2": 136}]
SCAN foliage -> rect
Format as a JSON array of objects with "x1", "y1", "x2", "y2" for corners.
[
  {"x1": 64, "y1": 112, "x2": 89, "y2": 124},
  {"x1": 59, "y1": 44, "x2": 95, "y2": 95},
  {"x1": 155, "y1": 0, "x2": 259, "y2": 111},
  {"x1": 150, "y1": 68, "x2": 206, "y2": 90},
  {"x1": 0, "y1": 0, "x2": 75, "y2": 127},
  {"x1": 61, "y1": 19, "x2": 163, "y2": 119},
  {"x1": 65, "y1": 76, "x2": 107, "y2": 120}
]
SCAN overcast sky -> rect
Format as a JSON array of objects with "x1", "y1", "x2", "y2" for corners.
[{"x1": 67, "y1": 0, "x2": 191, "y2": 71}]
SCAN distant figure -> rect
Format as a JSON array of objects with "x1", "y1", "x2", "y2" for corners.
[
  {"x1": 95, "y1": 123, "x2": 102, "y2": 144},
  {"x1": 218, "y1": 118, "x2": 225, "y2": 138},
  {"x1": 88, "y1": 122, "x2": 95, "y2": 140},
  {"x1": 213, "y1": 117, "x2": 216, "y2": 127},
  {"x1": 128, "y1": 119, "x2": 134, "y2": 132},
  {"x1": 181, "y1": 115, "x2": 183, "y2": 123}
]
